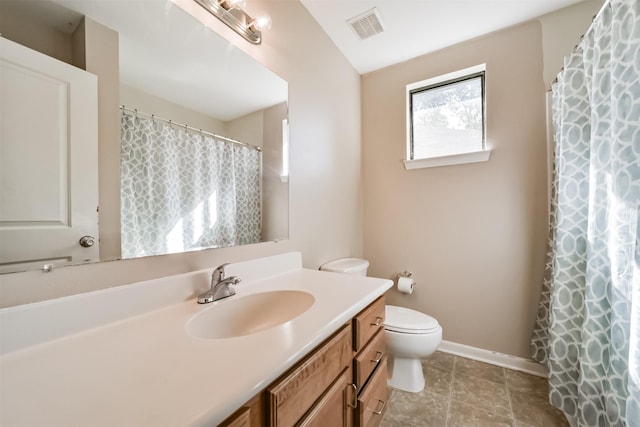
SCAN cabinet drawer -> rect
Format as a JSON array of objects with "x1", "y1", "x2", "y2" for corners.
[
  {"x1": 219, "y1": 407, "x2": 251, "y2": 427},
  {"x1": 356, "y1": 358, "x2": 390, "y2": 427},
  {"x1": 267, "y1": 324, "x2": 352, "y2": 427},
  {"x1": 353, "y1": 328, "x2": 385, "y2": 389},
  {"x1": 353, "y1": 297, "x2": 385, "y2": 352},
  {"x1": 298, "y1": 367, "x2": 353, "y2": 427}
]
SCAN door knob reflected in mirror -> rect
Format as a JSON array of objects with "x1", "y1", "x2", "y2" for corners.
[{"x1": 79, "y1": 235, "x2": 96, "y2": 248}]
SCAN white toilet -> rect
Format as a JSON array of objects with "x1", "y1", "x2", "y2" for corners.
[{"x1": 320, "y1": 258, "x2": 442, "y2": 393}]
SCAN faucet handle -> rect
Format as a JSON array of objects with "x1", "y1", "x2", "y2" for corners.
[
  {"x1": 212, "y1": 263, "x2": 230, "y2": 282},
  {"x1": 226, "y1": 276, "x2": 241, "y2": 285}
]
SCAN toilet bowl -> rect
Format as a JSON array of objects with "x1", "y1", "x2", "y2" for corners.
[
  {"x1": 385, "y1": 305, "x2": 442, "y2": 392},
  {"x1": 319, "y1": 258, "x2": 443, "y2": 393}
]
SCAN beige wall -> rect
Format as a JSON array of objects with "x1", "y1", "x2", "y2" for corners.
[
  {"x1": 0, "y1": 2, "x2": 73, "y2": 64},
  {"x1": 0, "y1": 0, "x2": 362, "y2": 307},
  {"x1": 80, "y1": 17, "x2": 122, "y2": 263},
  {"x1": 120, "y1": 83, "x2": 227, "y2": 135},
  {"x1": 245, "y1": 0, "x2": 364, "y2": 268},
  {"x1": 262, "y1": 103, "x2": 289, "y2": 242},
  {"x1": 362, "y1": 22, "x2": 549, "y2": 358},
  {"x1": 361, "y1": 2, "x2": 601, "y2": 358},
  {"x1": 539, "y1": 0, "x2": 605, "y2": 87},
  {"x1": 227, "y1": 110, "x2": 264, "y2": 147}
]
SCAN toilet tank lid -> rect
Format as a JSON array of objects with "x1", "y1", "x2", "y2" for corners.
[
  {"x1": 319, "y1": 258, "x2": 369, "y2": 274},
  {"x1": 385, "y1": 305, "x2": 440, "y2": 333}
]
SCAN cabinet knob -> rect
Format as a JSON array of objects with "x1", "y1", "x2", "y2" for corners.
[
  {"x1": 370, "y1": 351, "x2": 384, "y2": 364},
  {"x1": 347, "y1": 384, "x2": 358, "y2": 409},
  {"x1": 370, "y1": 316, "x2": 383, "y2": 327}
]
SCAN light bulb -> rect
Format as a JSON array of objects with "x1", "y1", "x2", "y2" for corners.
[
  {"x1": 251, "y1": 15, "x2": 271, "y2": 31},
  {"x1": 227, "y1": 0, "x2": 246, "y2": 10},
  {"x1": 217, "y1": 0, "x2": 246, "y2": 10}
]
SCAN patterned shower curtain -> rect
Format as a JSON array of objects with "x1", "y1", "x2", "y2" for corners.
[
  {"x1": 529, "y1": 0, "x2": 639, "y2": 426},
  {"x1": 120, "y1": 111, "x2": 262, "y2": 259}
]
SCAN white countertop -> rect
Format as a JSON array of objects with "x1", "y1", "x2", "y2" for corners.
[{"x1": 0, "y1": 252, "x2": 392, "y2": 426}]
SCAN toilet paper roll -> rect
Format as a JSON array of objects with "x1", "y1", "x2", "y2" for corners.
[{"x1": 397, "y1": 276, "x2": 415, "y2": 294}]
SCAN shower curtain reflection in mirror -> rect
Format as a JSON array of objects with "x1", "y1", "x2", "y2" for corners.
[{"x1": 120, "y1": 110, "x2": 261, "y2": 259}]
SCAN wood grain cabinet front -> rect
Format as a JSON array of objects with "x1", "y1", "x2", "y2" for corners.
[
  {"x1": 353, "y1": 328, "x2": 385, "y2": 390},
  {"x1": 298, "y1": 367, "x2": 354, "y2": 427},
  {"x1": 353, "y1": 297, "x2": 385, "y2": 352},
  {"x1": 219, "y1": 394, "x2": 265, "y2": 427},
  {"x1": 218, "y1": 296, "x2": 390, "y2": 427},
  {"x1": 219, "y1": 407, "x2": 251, "y2": 427},
  {"x1": 355, "y1": 358, "x2": 390, "y2": 427},
  {"x1": 267, "y1": 324, "x2": 352, "y2": 427},
  {"x1": 351, "y1": 297, "x2": 390, "y2": 426}
]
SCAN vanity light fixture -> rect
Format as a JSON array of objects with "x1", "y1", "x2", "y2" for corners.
[{"x1": 193, "y1": 0, "x2": 270, "y2": 44}]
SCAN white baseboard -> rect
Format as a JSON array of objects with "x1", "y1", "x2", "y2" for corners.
[{"x1": 438, "y1": 340, "x2": 548, "y2": 378}]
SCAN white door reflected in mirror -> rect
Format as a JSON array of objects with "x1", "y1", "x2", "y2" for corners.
[{"x1": 0, "y1": 37, "x2": 99, "y2": 273}]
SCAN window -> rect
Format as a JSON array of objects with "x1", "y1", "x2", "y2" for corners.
[
  {"x1": 405, "y1": 64, "x2": 490, "y2": 169},
  {"x1": 281, "y1": 118, "x2": 289, "y2": 182}
]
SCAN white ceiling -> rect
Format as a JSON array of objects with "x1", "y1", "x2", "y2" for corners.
[{"x1": 299, "y1": 0, "x2": 583, "y2": 74}]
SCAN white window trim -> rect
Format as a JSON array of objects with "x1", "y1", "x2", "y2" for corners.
[
  {"x1": 403, "y1": 149, "x2": 491, "y2": 170},
  {"x1": 406, "y1": 64, "x2": 489, "y2": 169},
  {"x1": 280, "y1": 118, "x2": 289, "y2": 183}
]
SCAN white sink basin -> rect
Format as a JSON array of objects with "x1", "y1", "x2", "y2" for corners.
[{"x1": 186, "y1": 290, "x2": 315, "y2": 339}]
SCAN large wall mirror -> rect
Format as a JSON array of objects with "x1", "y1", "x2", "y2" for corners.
[{"x1": 0, "y1": 0, "x2": 288, "y2": 274}]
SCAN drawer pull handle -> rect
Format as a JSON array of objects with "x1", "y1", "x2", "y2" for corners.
[
  {"x1": 372, "y1": 399, "x2": 386, "y2": 415},
  {"x1": 370, "y1": 351, "x2": 384, "y2": 364},
  {"x1": 347, "y1": 383, "x2": 358, "y2": 409},
  {"x1": 370, "y1": 316, "x2": 383, "y2": 327}
]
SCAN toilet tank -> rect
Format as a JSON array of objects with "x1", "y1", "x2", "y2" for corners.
[{"x1": 320, "y1": 258, "x2": 369, "y2": 276}]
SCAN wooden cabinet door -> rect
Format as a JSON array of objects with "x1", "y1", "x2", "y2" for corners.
[
  {"x1": 219, "y1": 393, "x2": 265, "y2": 427},
  {"x1": 219, "y1": 407, "x2": 251, "y2": 427},
  {"x1": 267, "y1": 324, "x2": 352, "y2": 427},
  {"x1": 298, "y1": 367, "x2": 353, "y2": 427}
]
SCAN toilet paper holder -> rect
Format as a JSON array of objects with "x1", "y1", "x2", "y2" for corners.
[
  {"x1": 395, "y1": 270, "x2": 415, "y2": 294},
  {"x1": 395, "y1": 270, "x2": 412, "y2": 280}
]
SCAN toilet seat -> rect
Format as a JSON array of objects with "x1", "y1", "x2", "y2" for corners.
[{"x1": 385, "y1": 305, "x2": 440, "y2": 334}]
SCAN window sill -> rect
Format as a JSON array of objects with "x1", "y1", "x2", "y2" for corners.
[{"x1": 403, "y1": 149, "x2": 492, "y2": 170}]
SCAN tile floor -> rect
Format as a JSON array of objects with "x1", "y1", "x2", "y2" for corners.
[{"x1": 380, "y1": 351, "x2": 569, "y2": 427}]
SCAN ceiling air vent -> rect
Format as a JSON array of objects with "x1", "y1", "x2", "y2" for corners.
[{"x1": 346, "y1": 8, "x2": 384, "y2": 40}]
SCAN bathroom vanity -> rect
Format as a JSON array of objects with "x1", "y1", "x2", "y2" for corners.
[
  {"x1": 221, "y1": 295, "x2": 389, "y2": 427},
  {"x1": 0, "y1": 252, "x2": 392, "y2": 426}
]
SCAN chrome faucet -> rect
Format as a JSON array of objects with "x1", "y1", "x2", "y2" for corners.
[{"x1": 197, "y1": 263, "x2": 241, "y2": 304}]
